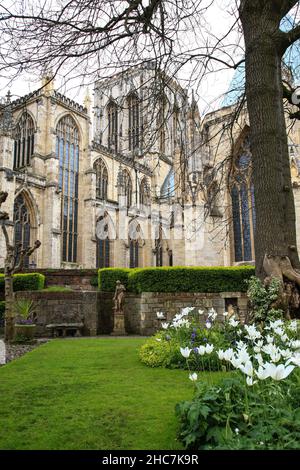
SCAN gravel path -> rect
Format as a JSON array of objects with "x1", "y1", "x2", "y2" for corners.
[{"x1": 0, "y1": 339, "x2": 49, "y2": 365}]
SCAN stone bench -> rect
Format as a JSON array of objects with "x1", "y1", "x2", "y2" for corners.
[{"x1": 46, "y1": 323, "x2": 84, "y2": 338}]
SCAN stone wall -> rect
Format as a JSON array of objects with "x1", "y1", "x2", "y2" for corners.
[
  {"x1": 21, "y1": 269, "x2": 98, "y2": 291},
  {"x1": 98, "y1": 290, "x2": 249, "y2": 336},
  {"x1": 15, "y1": 290, "x2": 98, "y2": 336},
  {"x1": 15, "y1": 289, "x2": 248, "y2": 337}
]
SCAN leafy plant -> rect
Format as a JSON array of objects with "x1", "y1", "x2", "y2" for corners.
[
  {"x1": 247, "y1": 276, "x2": 283, "y2": 323},
  {"x1": 13, "y1": 299, "x2": 37, "y2": 323},
  {"x1": 176, "y1": 373, "x2": 300, "y2": 450}
]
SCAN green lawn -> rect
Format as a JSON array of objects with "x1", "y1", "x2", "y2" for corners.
[{"x1": 0, "y1": 338, "x2": 221, "y2": 450}]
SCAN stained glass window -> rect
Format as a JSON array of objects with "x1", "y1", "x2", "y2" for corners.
[
  {"x1": 107, "y1": 101, "x2": 118, "y2": 151},
  {"x1": 57, "y1": 115, "x2": 79, "y2": 263},
  {"x1": 130, "y1": 239, "x2": 139, "y2": 268},
  {"x1": 13, "y1": 194, "x2": 31, "y2": 268},
  {"x1": 230, "y1": 137, "x2": 256, "y2": 262},
  {"x1": 13, "y1": 112, "x2": 35, "y2": 169},
  {"x1": 123, "y1": 170, "x2": 133, "y2": 209},
  {"x1": 94, "y1": 159, "x2": 108, "y2": 200},
  {"x1": 128, "y1": 93, "x2": 140, "y2": 151}
]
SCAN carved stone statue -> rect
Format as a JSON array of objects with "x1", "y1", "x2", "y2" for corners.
[{"x1": 113, "y1": 280, "x2": 126, "y2": 314}]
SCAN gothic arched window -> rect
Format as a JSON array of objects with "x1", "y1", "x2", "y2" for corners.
[
  {"x1": 107, "y1": 101, "x2": 118, "y2": 151},
  {"x1": 94, "y1": 159, "x2": 108, "y2": 200},
  {"x1": 13, "y1": 112, "x2": 35, "y2": 169},
  {"x1": 158, "y1": 98, "x2": 167, "y2": 154},
  {"x1": 56, "y1": 115, "x2": 79, "y2": 263},
  {"x1": 96, "y1": 216, "x2": 110, "y2": 268},
  {"x1": 155, "y1": 225, "x2": 164, "y2": 267},
  {"x1": 230, "y1": 137, "x2": 256, "y2": 263},
  {"x1": 123, "y1": 170, "x2": 133, "y2": 209},
  {"x1": 127, "y1": 93, "x2": 140, "y2": 151},
  {"x1": 140, "y1": 177, "x2": 149, "y2": 206},
  {"x1": 13, "y1": 194, "x2": 31, "y2": 268}
]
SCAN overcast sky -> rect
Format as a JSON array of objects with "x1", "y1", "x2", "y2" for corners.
[{"x1": 1, "y1": 0, "x2": 240, "y2": 116}]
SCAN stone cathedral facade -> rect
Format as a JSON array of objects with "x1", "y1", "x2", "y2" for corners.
[{"x1": 1, "y1": 65, "x2": 300, "y2": 270}]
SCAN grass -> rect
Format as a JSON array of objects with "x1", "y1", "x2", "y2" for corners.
[{"x1": 0, "y1": 338, "x2": 225, "y2": 450}]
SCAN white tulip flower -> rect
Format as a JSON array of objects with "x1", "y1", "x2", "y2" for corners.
[
  {"x1": 291, "y1": 340, "x2": 300, "y2": 350},
  {"x1": 264, "y1": 363, "x2": 295, "y2": 381},
  {"x1": 205, "y1": 321, "x2": 212, "y2": 329},
  {"x1": 205, "y1": 344, "x2": 214, "y2": 354},
  {"x1": 287, "y1": 320, "x2": 298, "y2": 332},
  {"x1": 245, "y1": 324, "x2": 262, "y2": 341},
  {"x1": 229, "y1": 318, "x2": 239, "y2": 328},
  {"x1": 180, "y1": 347, "x2": 192, "y2": 358},
  {"x1": 230, "y1": 355, "x2": 243, "y2": 369},
  {"x1": 156, "y1": 312, "x2": 165, "y2": 320},
  {"x1": 246, "y1": 376, "x2": 257, "y2": 386},
  {"x1": 266, "y1": 335, "x2": 274, "y2": 344},
  {"x1": 223, "y1": 311, "x2": 229, "y2": 317},
  {"x1": 223, "y1": 348, "x2": 234, "y2": 361},
  {"x1": 181, "y1": 307, "x2": 194, "y2": 316},
  {"x1": 197, "y1": 345, "x2": 206, "y2": 356},
  {"x1": 156, "y1": 338, "x2": 162, "y2": 342},
  {"x1": 270, "y1": 351, "x2": 282, "y2": 363},
  {"x1": 280, "y1": 348, "x2": 293, "y2": 359},
  {"x1": 254, "y1": 353, "x2": 264, "y2": 366},
  {"x1": 217, "y1": 349, "x2": 225, "y2": 361},
  {"x1": 161, "y1": 322, "x2": 169, "y2": 330},
  {"x1": 237, "y1": 349, "x2": 251, "y2": 364},
  {"x1": 290, "y1": 355, "x2": 300, "y2": 367},
  {"x1": 189, "y1": 372, "x2": 198, "y2": 382},
  {"x1": 198, "y1": 309, "x2": 204, "y2": 315},
  {"x1": 240, "y1": 360, "x2": 254, "y2": 377},
  {"x1": 255, "y1": 366, "x2": 270, "y2": 380}
]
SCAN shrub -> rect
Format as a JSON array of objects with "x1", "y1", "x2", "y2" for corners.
[
  {"x1": 0, "y1": 273, "x2": 45, "y2": 293},
  {"x1": 98, "y1": 268, "x2": 132, "y2": 292},
  {"x1": 176, "y1": 374, "x2": 300, "y2": 450},
  {"x1": 98, "y1": 266, "x2": 255, "y2": 293},
  {"x1": 128, "y1": 266, "x2": 254, "y2": 293},
  {"x1": 90, "y1": 275, "x2": 98, "y2": 287}
]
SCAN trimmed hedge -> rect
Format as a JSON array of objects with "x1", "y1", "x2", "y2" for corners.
[
  {"x1": 98, "y1": 268, "x2": 132, "y2": 292},
  {"x1": 98, "y1": 266, "x2": 255, "y2": 293},
  {"x1": 0, "y1": 273, "x2": 45, "y2": 293}
]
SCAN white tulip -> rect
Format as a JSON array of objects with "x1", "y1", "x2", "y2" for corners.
[
  {"x1": 223, "y1": 311, "x2": 228, "y2": 317},
  {"x1": 180, "y1": 347, "x2": 192, "y2": 358},
  {"x1": 240, "y1": 360, "x2": 254, "y2": 377},
  {"x1": 189, "y1": 373, "x2": 198, "y2": 382},
  {"x1": 197, "y1": 345, "x2": 206, "y2": 356},
  {"x1": 156, "y1": 312, "x2": 165, "y2": 319},
  {"x1": 217, "y1": 349, "x2": 225, "y2": 361},
  {"x1": 205, "y1": 321, "x2": 212, "y2": 329},
  {"x1": 266, "y1": 335, "x2": 274, "y2": 344},
  {"x1": 290, "y1": 355, "x2": 300, "y2": 367},
  {"x1": 246, "y1": 376, "x2": 257, "y2": 386},
  {"x1": 287, "y1": 320, "x2": 298, "y2": 332},
  {"x1": 181, "y1": 307, "x2": 194, "y2": 316},
  {"x1": 229, "y1": 318, "x2": 239, "y2": 328},
  {"x1": 230, "y1": 355, "x2": 243, "y2": 369},
  {"x1": 205, "y1": 344, "x2": 214, "y2": 354},
  {"x1": 244, "y1": 324, "x2": 261, "y2": 341},
  {"x1": 264, "y1": 363, "x2": 295, "y2": 381},
  {"x1": 291, "y1": 340, "x2": 300, "y2": 350},
  {"x1": 223, "y1": 348, "x2": 234, "y2": 361},
  {"x1": 255, "y1": 366, "x2": 270, "y2": 380},
  {"x1": 280, "y1": 348, "x2": 293, "y2": 359},
  {"x1": 161, "y1": 322, "x2": 169, "y2": 330},
  {"x1": 198, "y1": 309, "x2": 204, "y2": 315},
  {"x1": 237, "y1": 349, "x2": 251, "y2": 364},
  {"x1": 156, "y1": 338, "x2": 162, "y2": 342},
  {"x1": 254, "y1": 353, "x2": 264, "y2": 366},
  {"x1": 270, "y1": 351, "x2": 282, "y2": 363}
]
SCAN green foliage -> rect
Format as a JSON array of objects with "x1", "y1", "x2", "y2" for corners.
[
  {"x1": 176, "y1": 374, "x2": 300, "y2": 450},
  {"x1": 42, "y1": 286, "x2": 73, "y2": 292},
  {"x1": 0, "y1": 273, "x2": 45, "y2": 293},
  {"x1": 247, "y1": 276, "x2": 283, "y2": 323},
  {"x1": 98, "y1": 268, "x2": 132, "y2": 291},
  {"x1": 13, "y1": 299, "x2": 36, "y2": 319},
  {"x1": 90, "y1": 275, "x2": 98, "y2": 287},
  {"x1": 139, "y1": 322, "x2": 228, "y2": 372},
  {"x1": 98, "y1": 266, "x2": 254, "y2": 293}
]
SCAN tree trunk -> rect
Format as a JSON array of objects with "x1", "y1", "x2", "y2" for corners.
[
  {"x1": 4, "y1": 274, "x2": 14, "y2": 342},
  {"x1": 240, "y1": 3, "x2": 300, "y2": 279}
]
